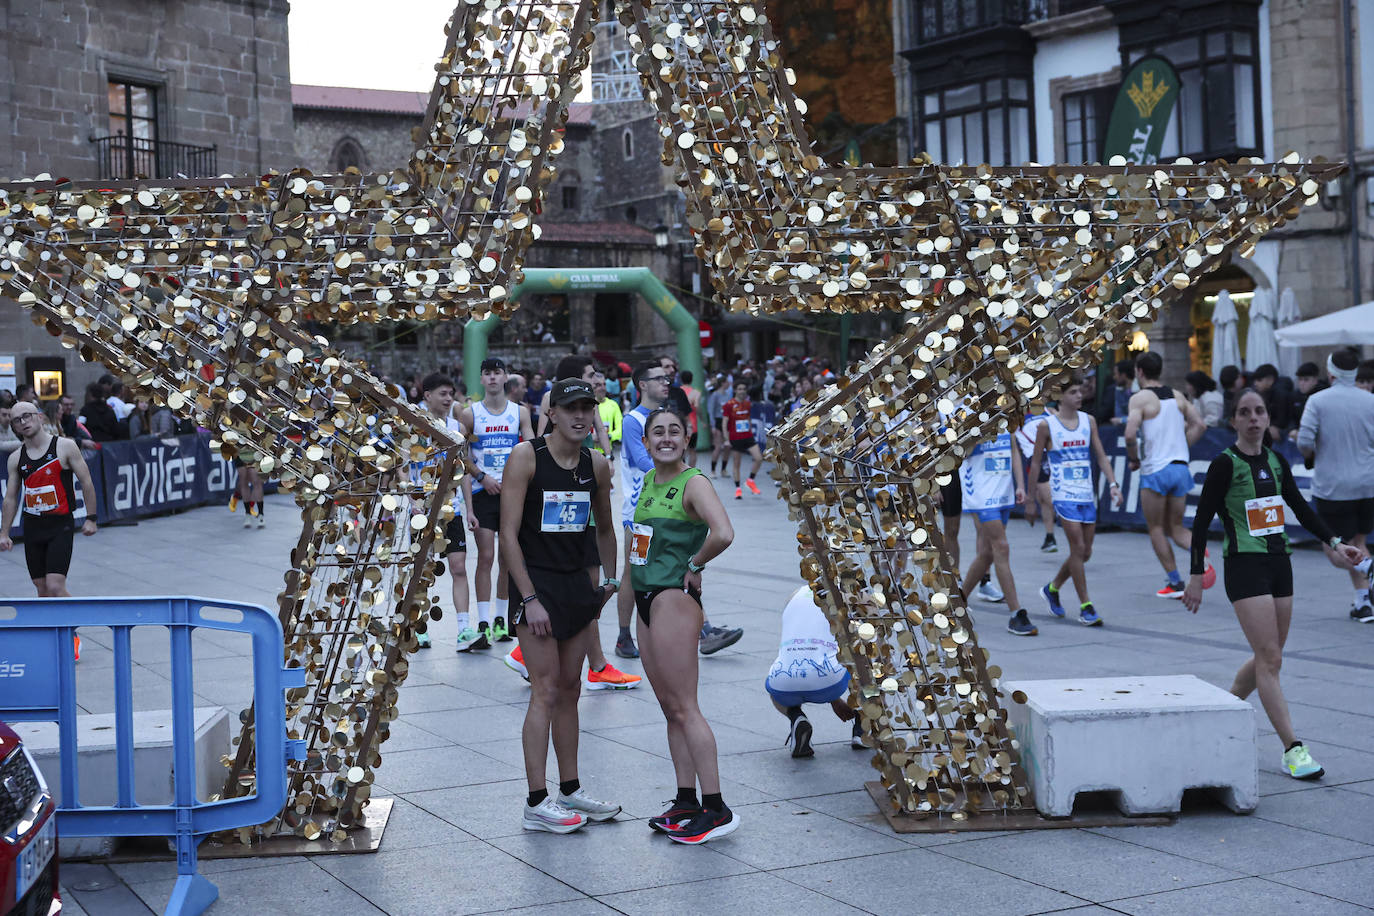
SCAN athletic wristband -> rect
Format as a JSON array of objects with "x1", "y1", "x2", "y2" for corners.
[
  {"x1": 1330, "y1": 536, "x2": 1344, "y2": 551},
  {"x1": 1109, "y1": 482, "x2": 1120, "y2": 489},
  {"x1": 687, "y1": 558, "x2": 706, "y2": 574},
  {"x1": 520, "y1": 594, "x2": 539, "y2": 608},
  {"x1": 601, "y1": 577, "x2": 620, "y2": 589}
]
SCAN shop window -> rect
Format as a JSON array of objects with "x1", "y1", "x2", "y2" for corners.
[
  {"x1": 562, "y1": 184, "x2": 579, "y2": 211},
  {"x1": 920, "y1": 77, "x2": 1032, "y2": 166},
  {"x1": 1126, "y1": 29, "x2": 1261, "y2": 160}
]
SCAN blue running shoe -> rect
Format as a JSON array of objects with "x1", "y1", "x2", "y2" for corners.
[
  {"x1": 1041, "y1": 584, "x2": 1065, "y2": 618},
  {"x1": 1006, "y1": 609, "x2": 1038, "y2": 636},
  {"x1": 1079, "y1": 604, "x2": 1103, "y2": 626}
]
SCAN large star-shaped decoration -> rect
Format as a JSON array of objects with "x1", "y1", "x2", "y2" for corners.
[
  {"x1": 0, "y1": 0, "x2": 597, "y2": 841},
  {"x1": 623, "y1": 0, "x2": 1343, "y2": 818}
]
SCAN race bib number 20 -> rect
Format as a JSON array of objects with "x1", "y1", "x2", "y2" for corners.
[
  {"x1": 541, "y1": 491, "x2": 590, "y2": 532},
  {"x1": 1245, "y1": 495, "x2": 1285, "y2": 537}
]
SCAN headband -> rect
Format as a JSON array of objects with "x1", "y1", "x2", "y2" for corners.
[{"x1": 1328, "y1": 353, "x2": 1358, "y2": 384}]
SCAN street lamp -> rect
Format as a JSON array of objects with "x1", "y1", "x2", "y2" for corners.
[{"x1": 653, "y1": 223, "x2": 670, "y2": 248}]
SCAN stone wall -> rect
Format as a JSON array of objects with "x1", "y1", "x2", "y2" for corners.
[
  {"x1": 0, "y1": 0, "x2": 294, "y2": 181},
  {"x1": 292, "y1": 108, "x2": 419, "y2": 175},
  {"x1": 1, "y1": 0, "x2": 295, "y2": 402}
]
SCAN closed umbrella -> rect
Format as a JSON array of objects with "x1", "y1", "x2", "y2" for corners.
[
  {"x1": 1245, "y1": 287, "x2": 1279, "y2": 370},
  {"x1": 1210, "y1": 289, "x2": 1241, "y2": 377},
  {"x1": 1275, "y1": 287, "x2": 1302, "y2": 377}
]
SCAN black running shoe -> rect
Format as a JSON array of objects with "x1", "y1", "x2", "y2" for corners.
[
  {"x1": 787, "y1": 716, "x2": 814, "y2": 758},
  {"x1": 666, "y1": 806, "x2": 740, "y2": 844},
  {"x1": 649, "y1": 802, "x2": 702, "y2": 833}
]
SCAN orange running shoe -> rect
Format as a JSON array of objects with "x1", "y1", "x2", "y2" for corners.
[
  {"x1": 504, "y1": 645, "x2": 528, "y2": 680},
  {"x1": 74, "y1": 633, "x2": 81, "y2": 662},
  {"x1": 586, "y1": 662, "x2": 641, "y2": 690},
  {"x1": 734, "y1": 487, "x2": 742, "y2": 500},
  {"x1": 746, "y1": 479, "x2": 761, "y2": 495},
  {"x1": 1201, "y1": 549, "x2": 1217, "y2": 589}
]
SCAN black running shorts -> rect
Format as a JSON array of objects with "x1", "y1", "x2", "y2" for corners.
[
  {"x1": 23, "y1": 519, "x2": 75, "y2": 580},
  {"x1": 442, "y1": 518, "x2": 467, "y2": 556},
  {"x1": 1314, "y1": 497, "x2": 1374, "y2": 541},
  {"x1": 634, "y1": 584, "x2": 702, "y2": 628},
  {"x1": 471, "y1": 489, "x2": 502, "y2": 531},
  {"x1": 1223, "y1": 553, "x2": 1294, "y2": 603},
  {"x1": 940, "y1": 479, "x2": 962, "y2": 518},
  {"x1": 729, "y1": 437, "x2": 757, "y2": 453},
  {"x1": 509, "y1": 567, "x2": 603, "y2": 641}
]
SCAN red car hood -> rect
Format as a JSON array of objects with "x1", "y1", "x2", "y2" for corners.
[{"x1": 0, "y1": 721, "x2": 20, "y2": 759}]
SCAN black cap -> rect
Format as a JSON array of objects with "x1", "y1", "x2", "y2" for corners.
[
  {"x1": 550, "y1": 378, "x2": 596, "y2": 406},
  {"x1": 480, "y1": 357, "x2": 507, "y2": 372}
]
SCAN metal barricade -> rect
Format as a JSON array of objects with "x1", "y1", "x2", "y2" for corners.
[{"x1": 0, "y1": 597, "x2": 306, "y2": 916}]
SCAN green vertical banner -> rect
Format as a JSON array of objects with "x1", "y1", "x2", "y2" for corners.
[{"x1": 1102, "y1": 56, "x2": 1181, "y2": 164}]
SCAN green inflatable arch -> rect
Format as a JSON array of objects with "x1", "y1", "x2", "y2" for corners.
[{"x1": 463, "y1": 267, "x2": 709, "y2": 449}]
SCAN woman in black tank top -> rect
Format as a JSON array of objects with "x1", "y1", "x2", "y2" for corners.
[{"x1": 498, "y1": 380, "x2": 622, "y2": 833}]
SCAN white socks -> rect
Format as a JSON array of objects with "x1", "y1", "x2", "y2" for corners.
[
  {"x1": 494, "y1": 597, "x2": 509, "y2": 621},
  {"x1": 476, "y1": 600, "x2": 492, "y2": 626},
  {"x1": 455, "y1": 612, "x2": 471, "y2": 633}
]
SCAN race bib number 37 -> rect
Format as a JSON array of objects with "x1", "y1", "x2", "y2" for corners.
[
  {"x1": 541, "y1": 490, "x2": 591, "y2": 532},
  {"x1": 1245, "y1": 495, "x2": 1285, "y2": 537}
]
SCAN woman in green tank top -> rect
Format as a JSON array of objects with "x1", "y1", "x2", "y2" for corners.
[
  {"x1": 630, "y1": 407, "x2": 741, "y2": 843},
  {"x1": 1185, "y1": 389, "x2": 1368, "y2": 781}
]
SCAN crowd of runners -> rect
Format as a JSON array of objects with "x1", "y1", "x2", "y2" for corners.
[{"x1": 4, "y1": 343, "x2": 1374, "y2": 839}]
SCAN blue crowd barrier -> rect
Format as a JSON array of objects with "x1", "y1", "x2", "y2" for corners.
[
  {"x1": 0, "y1": 597, "x2": 306, "y2": 916},
  {"x1": 2, "y1": 432, "x2": 243, "y2": 538},
  {"x1": 1089, "y1": 425, "x2": 1317, "y2": 542}
]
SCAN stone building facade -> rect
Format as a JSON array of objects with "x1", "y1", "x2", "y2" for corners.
[
  {"x1": 291, "y1": 84, "x2": 672, "y2": 380},
  {"x1": 0, "y1": 0, "x2": 295, "y2": 400},
  {"x1": 891, "y1": 0, "x2": 1374, "y2": 381}
]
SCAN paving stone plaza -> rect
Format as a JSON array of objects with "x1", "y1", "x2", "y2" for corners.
[{"x1": 3, "y1": 467, "x2": 1372, "y2": 916}]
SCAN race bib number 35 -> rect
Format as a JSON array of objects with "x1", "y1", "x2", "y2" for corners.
[
  {"x1": 1245, "y1": 495, "x2": 1285, "y2": 537},
  {"x1": 628, "y1": 523, "x2": 653, "y2": 566},
  {"x1": 541, "y1": 490, "x2": 591, "y2": 532}
]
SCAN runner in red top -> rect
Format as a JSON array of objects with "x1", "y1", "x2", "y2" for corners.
[
  {"x1": 719, "y1": 382, "x2": 762, "y2": 499},
  {"x1": 1, "y1": 401, "x2": 99, "y2": 599}
]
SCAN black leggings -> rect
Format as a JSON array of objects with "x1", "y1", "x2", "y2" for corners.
[{"x1": 24, "y1": 521, "x2": 74, "y2": 579}]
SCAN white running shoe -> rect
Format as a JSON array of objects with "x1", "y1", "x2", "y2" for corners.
[
  {"x1": 523, "y1": 796, "x2": 586, "y2": 834},
  {"x1": 976, "y1": 578, "x2": 1004, "y2": 603},
  {"x1": 557, "y1": 787, "x2": 621, "y2": 822}
]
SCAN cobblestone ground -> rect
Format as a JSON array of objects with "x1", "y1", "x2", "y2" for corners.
[{"x1": 3, "y1": 466, "x2": 1372, "y2": 915}]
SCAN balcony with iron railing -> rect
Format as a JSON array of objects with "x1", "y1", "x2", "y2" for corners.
[{"x1": 89, "y1": 134, "x2": 218, "y2": 180}]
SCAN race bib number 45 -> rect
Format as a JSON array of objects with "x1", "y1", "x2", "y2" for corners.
[
  {"x1": 1245, "y1": 495, "x2": 1285, "y2": 537},
  {"x1": 628, "y1": 523, "x2": 653, "y2": 566},
  {"x1": 541, "y1": 490, "x2": 590, "y2": 532}
]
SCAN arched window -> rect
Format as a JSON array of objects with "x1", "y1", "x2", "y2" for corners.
[
  {"x1": 331, "y1": 136, "x2": 366, "y2": 172},
  {"x1": 622, "y1": 128, "x2": 633, "y2": 160}
]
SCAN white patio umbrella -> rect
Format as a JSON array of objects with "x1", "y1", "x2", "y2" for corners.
[
  {"x1": 1275, "y1": 287, "x2": 1302, "y2": 377},
  {"x1": 1245, "y1": 287, "x2": 1279, "y2": 370},
  {"x1": 1274, "y1": 300, "x2": 1374, "y2": 346},
  {"x1": 1210, "y1": 289, "x2": 1242, "y2": 376}
]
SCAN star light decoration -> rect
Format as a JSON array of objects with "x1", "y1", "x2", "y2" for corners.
[
  {"x1": 0, "y1": 0, "x2": 596, "y2": 842},
  {"x1": 623, "y1": 0, "x2": 1343, "y2": 819}
]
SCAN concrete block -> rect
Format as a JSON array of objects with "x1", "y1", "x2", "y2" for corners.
[
  {"x1": 1005, "y1": 676, "x2": 1258, "y2": 818},
  {"x1": 14, "y1": 708, "x2": 230, "y2": 858}
]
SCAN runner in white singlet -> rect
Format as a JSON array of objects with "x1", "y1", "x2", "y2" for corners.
[
  {"x1": 1027, "y1": 379, "x2": 1122, "y2": 627},
  {"x1": 764, "y1": 587, "x2": 863, "y2": 757},
  {"x1": 459, "y1": 357, "x2": 535, "y2": 649},
  {"x1": 960, "y1": 432, "x2": 1035, "y2": 636}
]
